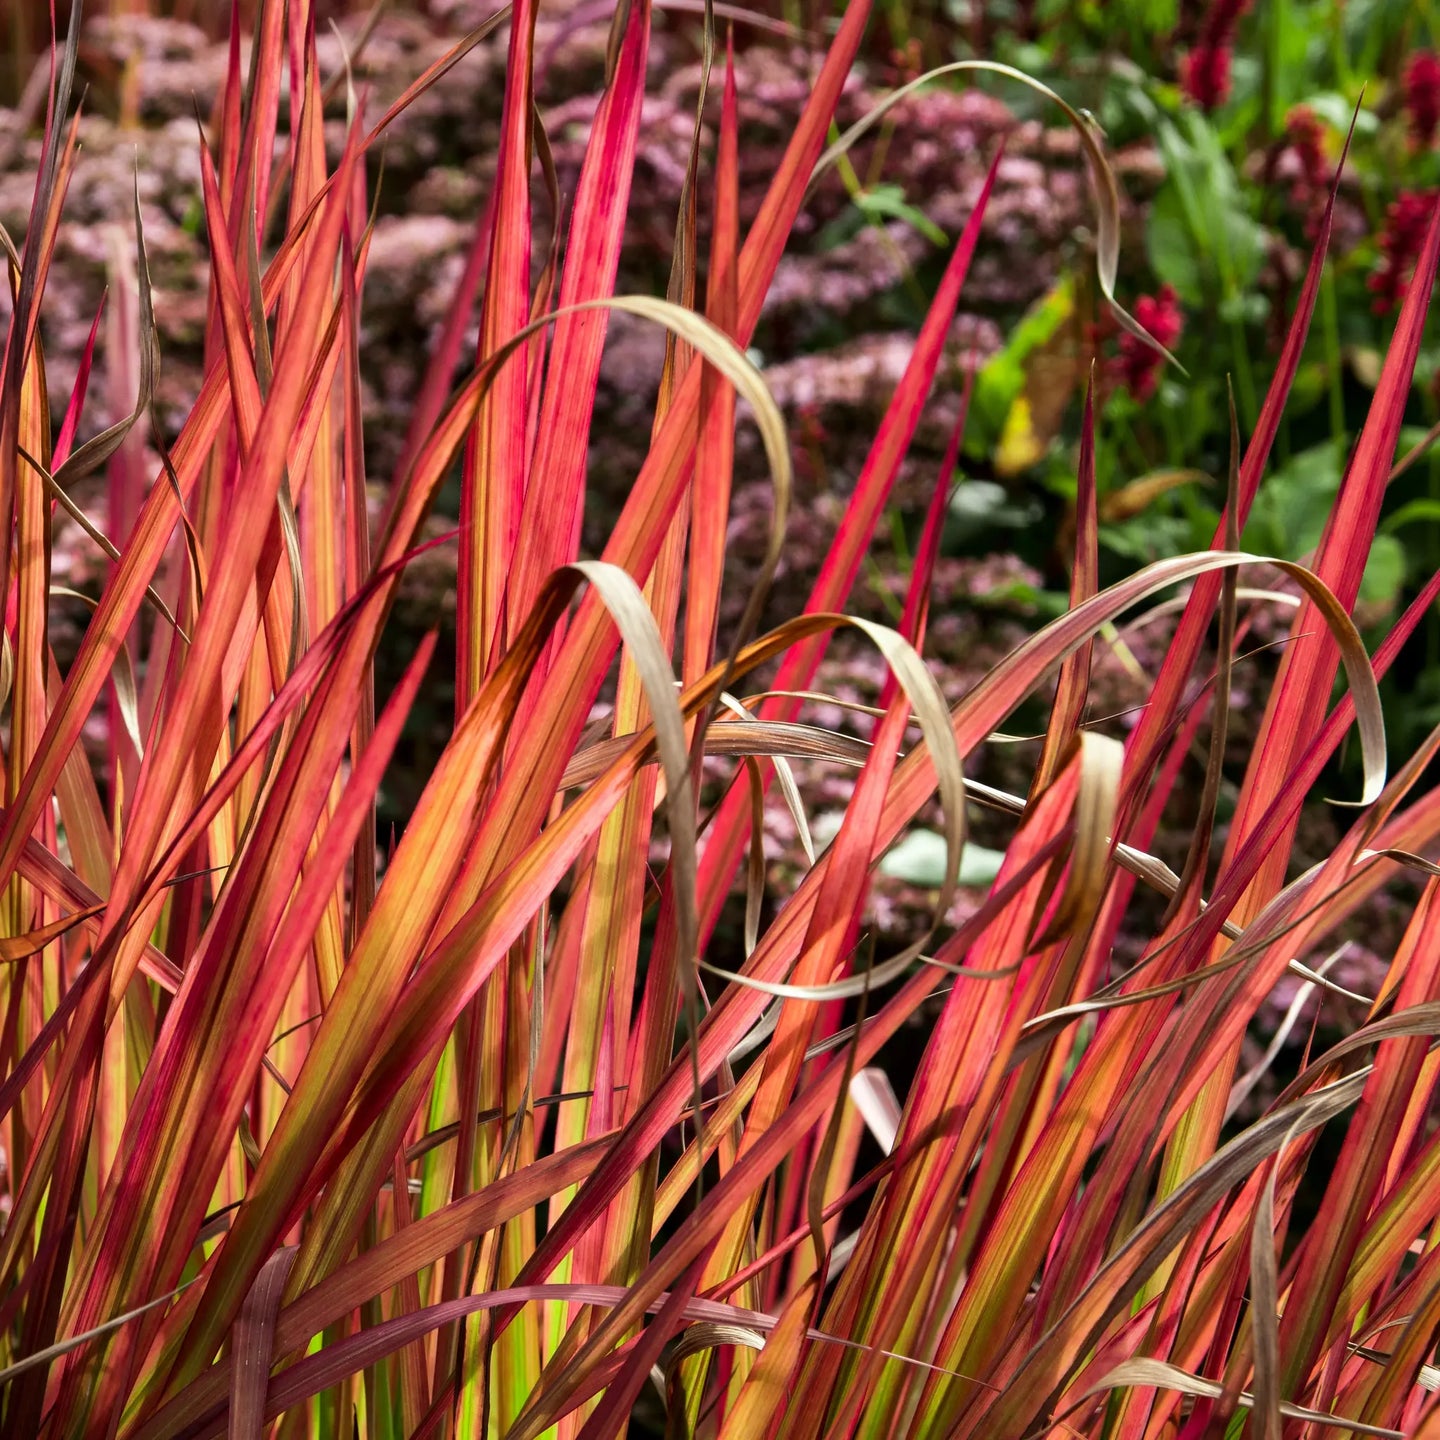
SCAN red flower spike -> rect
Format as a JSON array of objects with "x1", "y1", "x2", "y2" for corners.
[
  {"x1": 1181, "y1": 44, "x2": 1233, "y2": 110},
  {"x1": 1406, "y1": 49, "x2": 1440, "y2": 150},
  {"x1": 1282, "y1": 105, "x2": 1331, "y2": 239},
  {"x1": 1112, "y1": 284, "x2": 1184, "y2": 401},
  {"x1": 1370, "y1": 190, "x2": 1439, "y2": 313},
  {"x1": 1180, "y1": 0, "x2": 1252, "y2": 110}
]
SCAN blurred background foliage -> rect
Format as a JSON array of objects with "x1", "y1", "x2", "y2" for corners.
[{"x1": 816, "y1": 0, "x2": 1440, "y2": 769}]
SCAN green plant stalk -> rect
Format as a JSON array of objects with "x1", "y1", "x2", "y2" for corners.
[{"x1": 1227, "y1": 312, "x2": 1259, "y2": 435}]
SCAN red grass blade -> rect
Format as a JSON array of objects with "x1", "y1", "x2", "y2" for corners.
[
  {"x1": 695, "y1": 145, "x2": 1002, "y2": 932},
  {"x1": 504, "y1": 0, "x2": 651, "y2": 646},
  {"x1": 229, "y1": 1248, "x2": 298, "y2": 1440},
  {"x1": 684, "y1": 26, "x2": 740, "y2": 685},
  {"x1": 456, "y1": 0, "x2": 537, "y2": 698}
]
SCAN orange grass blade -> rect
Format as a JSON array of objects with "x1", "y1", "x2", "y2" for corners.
[
  {"x1": 450, "y1": 0, "x2": 875, "y2": 900},
  {"x1": 456, "y1": 0, "x2": 537, "y2": 698},
  {"x1": 1152, "y1": 193, "x2": 1440, "y2": 1410},
  {"x1": 695, "y1": 145, "x2": 1002, "y2": 933},
  {"x1": 1112, "y1": 123, "x2": 1357, "y2": 840},
  {"x1": 130, "y1": 1140, "x2": 615, "y2": 1439},
  {"x1": 43, "y1": 629, "x2": 432, "y2": 1435},
  {"x1": 505, "y1": 0, "x2": 651, "y2": 641},
  {"x1": 1033, "y1": 376, "x2": 1097, "y2": 792},
  {"x1": 684, "y1": 25, "x2": 740, "y2": 686}
]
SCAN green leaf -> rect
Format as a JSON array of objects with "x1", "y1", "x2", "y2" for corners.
[
  {"x1": 1146, "y1": 187, "x2": 1204, "y2": 307},
  {"x1": 1241, "y1": 442, "x2": 1343, "y2": 556},
  {"x1": 1148, "y1": 116, "x2": 1266, "y2": 304},
  {"x1": 971, "y1": 277, "x2": 1077, "y2": 443},
  {"x1": 1302, "y1": 92, "x2": 1379, "y2": 137},
  {"x1": 1359, "y1": 533, "x2": 1406, "y2": 607},
  {"x1": 947, "y1": 480, "x2": 1044, "y2": 540},
  {"x1": 854, "y1": 185, "x2": 949, "y2": 247},
  {"x1": 1382, "y1": 499, "x2": 1440, "y2": 535},
  {"x1": 879, "y1": 830, "x2": 1006, "y2": 889}
]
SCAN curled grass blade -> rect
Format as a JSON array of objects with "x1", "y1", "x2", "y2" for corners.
[{"x1": 808, "y1": 62, "x2": 1181, "y2": 370}]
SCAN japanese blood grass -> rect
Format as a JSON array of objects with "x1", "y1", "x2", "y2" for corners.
[{"x1": 2, "y1": 3, "x2": 1440, "y2": 1439}]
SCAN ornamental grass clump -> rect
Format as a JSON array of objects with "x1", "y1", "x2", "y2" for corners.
[{"x1": 5, "y1": 3, "x2": 1440, "y2": 1438}]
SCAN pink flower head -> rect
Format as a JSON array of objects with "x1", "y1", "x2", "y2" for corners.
[
  {"x1": 1406, "y1": 50, "x2": 1440, "y2": 150},
  {"x1": 1369, "y1": 190, "x2": 1438, "y2": 312},
  {"x1": 1113, "y1": 285, "x2": 1184, "y2": 401}
]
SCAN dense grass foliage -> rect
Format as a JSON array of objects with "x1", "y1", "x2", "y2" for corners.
[{"x1": 5, "y1": 2, "x2": 1440, "y2": 1438}]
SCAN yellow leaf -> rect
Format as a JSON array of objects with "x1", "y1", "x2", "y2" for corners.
[{"x1": 996, "y1": 394, "x2": 1047, "y2": 476}]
